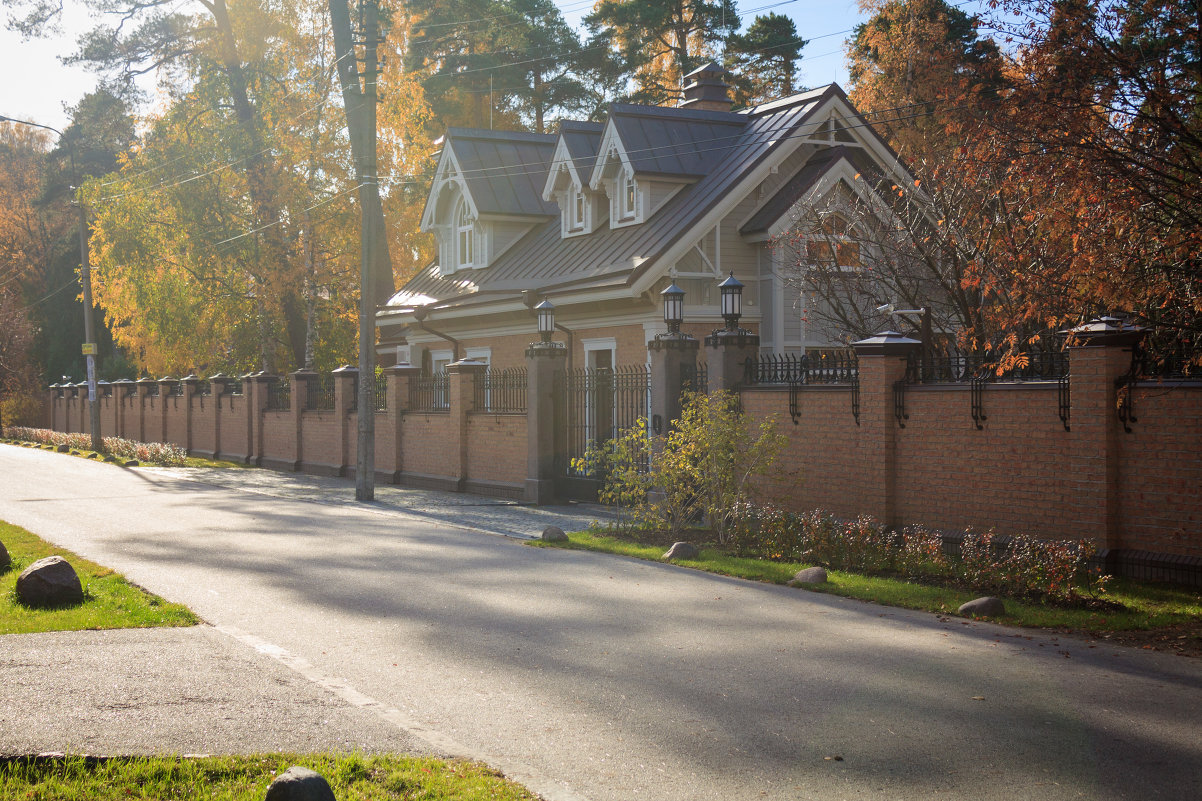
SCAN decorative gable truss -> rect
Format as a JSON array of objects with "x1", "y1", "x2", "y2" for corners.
[
  {"x1": 588, "y1": 124, "x2": 692, "y2": 229},
  {"x1": 541, "y1": 137, "x2": 605, "y2": 238},
  {"x1": 420, "y1": 141, "x2": 550, "y2": 276}
]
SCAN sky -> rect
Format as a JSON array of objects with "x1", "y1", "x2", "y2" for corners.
[{"x1": 0, "y1": 0, "x2": 877, "y2": 132}]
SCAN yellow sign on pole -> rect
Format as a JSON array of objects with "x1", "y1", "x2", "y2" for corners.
[{"x1": 81, "y1": 343, "x2": 97, "y2": 356}]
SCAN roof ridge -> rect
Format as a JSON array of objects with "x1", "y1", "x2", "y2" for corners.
[
  {"x1": 607, "y1": 103, "x2": 747, "y2": 125},
  {"x1": 741, "y1": 84, "x2": 841, "y2": 117},
  {"x1": 446, "y1": 127, "x2": 558, "y2": 143}
]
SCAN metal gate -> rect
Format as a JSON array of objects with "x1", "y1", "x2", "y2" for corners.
[{"x1": 553, "y1": 364, "x2": 650, "y2": 501}]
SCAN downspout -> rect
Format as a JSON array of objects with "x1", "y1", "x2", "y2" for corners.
[{"x1": 412, "y1": 307, "x2": 461, "y2": 362}]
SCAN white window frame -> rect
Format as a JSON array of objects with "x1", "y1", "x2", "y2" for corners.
[
  {"x1": 621, "y1": 171, "x2": 637, "y2": 219},
  {"x1": 456, "y1": 200, "x2": 474, "y2": 268}
]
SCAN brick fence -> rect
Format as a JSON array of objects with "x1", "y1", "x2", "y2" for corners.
[{"x1": 42, "y1": 323, "x2": 1202, "y2": 585}]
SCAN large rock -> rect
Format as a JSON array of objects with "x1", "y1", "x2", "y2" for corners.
[
  {"x1": 16, "y1": 556, "x2": 84, "y2": 607},
  {"x1": 663, "y1": 541, "x2": 700, "y2": 561},
  {"x1": 788, "y1": 566, "x2": 828, "y2": 586},
  {"x1": 265, "y1": 766, "x2": 336, "y2": 801},
  {"x1": 958, "y1": 596, "x2": 1006, "y2": 617},
  {"x1": 0, "y1": 540, "x2": 9, "y2": 571},
  {"x1": 540, "y1": 526, "x2": 568, "y2": 542}
]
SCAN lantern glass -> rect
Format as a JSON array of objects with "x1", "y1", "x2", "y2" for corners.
[
  {"x1": 661, "y1": 283, "x2": 685, "y2": 333},
  {"x1": 718, "y1": 272, "x2": 743, "y2": 328},
  {"x1": 535, "y1": 300, "x2": 554, "y2": 342}
]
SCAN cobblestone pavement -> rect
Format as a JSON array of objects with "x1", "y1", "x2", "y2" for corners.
[{"x1": 137, "y1": 465, "x2": 616, "y2": 539}]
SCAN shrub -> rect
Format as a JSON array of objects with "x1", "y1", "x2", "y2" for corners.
[
  {"x1": 728, "y1": 503, "x2": 1107, "y2": 604},
  {"x1": 2, "y1": 393, "x2": 45, "y2": 428},
  {"x1": 4, "y1": 427, "x2": 185, "y2": 467}
]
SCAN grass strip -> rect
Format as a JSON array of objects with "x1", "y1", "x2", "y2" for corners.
[
  {"x1": 0, "y1": 753, "x2": 537, "y2": 800},
  {"x1": 530, "y1": 529, "x2": 1202, "y2": 633},
  {"x1": 1, "y1": 520, "x2": 197, "y2": 635}
]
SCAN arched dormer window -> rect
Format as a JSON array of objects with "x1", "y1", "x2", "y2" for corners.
[
  {"x1": 621, "y1": 171, "x2": 637, "y2": 219},
  {"x1": 456, "y1": 200, "x2": 474, "y2": 268}
]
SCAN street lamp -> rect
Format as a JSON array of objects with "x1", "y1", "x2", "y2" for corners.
[
  {"x1": 535, "y1": 300, "x2": 555, "y2": 343},
  {"x1": 719, "y1": 272, "x2": 743, "y2": 331},
  {"x1": 661, "y1": 282, "x2": 685, "y2": 335},
  {"x1": 0, "y1": 115, "x2": 101, "y2": 451}
]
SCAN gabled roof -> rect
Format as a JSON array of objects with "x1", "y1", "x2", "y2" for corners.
[
  {"x1": 591, "y1": 104, "x2": 748, "y2": 184},
  {"x1": 440, "y1": 128, "x2": 559, "y2": 219},
  {"x1": 542, "y1": 121, "x2": 604, "y2": 200},
  {"x1": 740, "y1": 146, "x2": 886, "y2": 236}
]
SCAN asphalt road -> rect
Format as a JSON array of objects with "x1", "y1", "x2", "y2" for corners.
[{"x1": 1, "y1": 443, "x2": 1200, "y2": 801}]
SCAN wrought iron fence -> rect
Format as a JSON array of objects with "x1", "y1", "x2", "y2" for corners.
[
  {"x1": 556, "y1": 364, "x2": 650, "y2": 478},
  {"x1": 410, "y1": 370, "x2": 449, "y2": 412},
  {"x1": 197, "y1": 380, "x2": 212, "y2": 396},
  {"x1": 227, "y1": 379, "x2": 244, "y2": 396},
  {"x1": 266, "y1": 379, "x2": 291, "y2": 411},
  {"x1": 745, "y1": 349, "x2": 858, "y2": 385},
  {"x1": 307, "y1": 374, "x2": 335, "y2": 411},
  {"x1": 144, "y1": 382, "x2": 160, "y2": 397},
  {"x1": 905, "y1": 350, "x2": 1069, "y2": 384},
  {"x1": 475, "y1": 367, "x2": 527, "y2": 413},
  {"x1": 169, "y1": 382, "x2": 185, "y2": 396},
  {"x1": 373, "y1": 373, "x2": 388, "y2": 411}
]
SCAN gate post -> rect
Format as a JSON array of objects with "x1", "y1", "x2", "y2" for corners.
[
  {"x1": 704, "y1": 328, "x2": 759, "y2": 393},
  {"x1": 448, "y1": 359, "x2": 487, "y2": 491},
  {"x1": 649, "y1": 333, "x2": 699, "y2": 436},
  {"x1": 525, "y1": 340, "x2": 566, "y2": 504}
]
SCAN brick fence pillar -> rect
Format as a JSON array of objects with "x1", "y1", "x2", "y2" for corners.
[
  {"x1": 705, "y1": 328, "x2": 759, "y2": 394},
  {"x1": 247, "y1": 372, "x2": 275, "y2": 466},
  {"x1": 74, "y1": 383, "x2": 87, "y2": 434},
  {"x1": 1067, "y1": 318, "x2": 1146, "y2": 554},
  {"x1": 649, "y1": 332, "x2": 699, "y2": 438},
  {"x1": 447, "y1": 359, "x2": 487, "y2": 492},
  {"x1": 525, "y1": 341, "x2": 567, "y2": 504},
  {"x1": 852, "y1": 331, "x2": 921, "y2": 527},
  {"x1": 111, "y1": 380, "x2": 133, "y2": 439},
  {"x1": 156, "y1": 377, "x2": 177, "y2": 444},
  {"x1": 180, "y1": 374, "x2": 198, "y2": 453},
  {"x1": 134, "y1": 377, "x2": 155, "y2": 442},
  {"x1": 288, "y1": 369, "x2": 315, "y2": 471},
  {"x1": 206, "y1": 374, "x2": 231, "y2": 460},
  {"x1": 384, "y1": 364, "x2": 421, "y2": 484},
  {"x1": 333, "y1": 365, "x2": 358, "y2": 476}
]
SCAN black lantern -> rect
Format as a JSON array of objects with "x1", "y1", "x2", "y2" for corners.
[
  {"x1": 661, "y1": 282, "x2": 685, "y2": 335},
  {"x1": 535, "y1": 300, "x2": 555, "y2": 343},
  {"x1": 719, "y1": 272, "x2": 743, "y2": 330}
]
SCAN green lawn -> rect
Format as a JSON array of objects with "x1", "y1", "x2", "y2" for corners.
[
  {"x1": 1, "y1": 519, "x2": 197, "y2": 634},
  {"x1": 530, "y1": 529, "x2": 1202, "y2": 635},
  {"x1": 0, "y1": 754, "x2": 537, "y2": 801}
]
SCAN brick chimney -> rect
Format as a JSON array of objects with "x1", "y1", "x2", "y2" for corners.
[{"x1": 680, "y1": 62, "x2": 733, "y2": 112}]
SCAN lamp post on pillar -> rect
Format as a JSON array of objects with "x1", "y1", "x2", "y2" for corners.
[
  {"x1": 705, "y1": 272, "x2": 759, "y2": 393},
  {"x1": 649, "y1": 282, "x2": 699, "y2": 436},
  {"x1": 525, "y1": 299, "x2": 566, "y2": 504}
]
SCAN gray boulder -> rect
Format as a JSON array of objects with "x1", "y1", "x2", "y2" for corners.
[
  {"x1": 958, "y1": 596, "x2": 1006, "y2": 617},
  {"x1": 0, "y1": 540, "x2": 9, "y2": 571},
  {"x1": 16, "y1": 556, "x2": 84, "y2": 607},
  {"x1": 540, "y1": 526, "x2": 568, "y2": 542},
  {"x1": 788, "y1": 566, "x2": 828, "y2": 586},
  {"x1": 265, "y1": 766, "x2": 336, "y2": 801},
  {"x1": 663, "y1": 541, "x2": 700, "y2": 561}
]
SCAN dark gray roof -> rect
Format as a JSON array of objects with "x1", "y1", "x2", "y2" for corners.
[
  {"x1": 447, "y1": 128, "x2": 558, "y2": 217},
  {"x1": 391, "y1": 86, "x2": 843, "y2": 309},
  {"x1": 558, "y1": 121, "x2": 604, "y2": 177},
  {"x1": 739, "y1": 146, "x2": 888, "y2": 236},
  {"x1": 606, "y1": 103, "x2": 747, "y2": 178}
]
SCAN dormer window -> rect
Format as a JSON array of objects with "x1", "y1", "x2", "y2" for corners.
[
  {"x1": 456, "y1": 200, "x2": 474, "y2": 267},
  {"x1": 622, "y1": 172, "x2": 637, "y2": 219}
]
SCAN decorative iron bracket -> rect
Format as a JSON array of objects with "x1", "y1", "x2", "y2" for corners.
[
  {"x1": 970, "y1": 375, "x2": 988, "y2": 430},
  {"x1": 1116, "y1": 343, "x2": 1144, "y2": 433},
  {"x1": 851, "y1": 373, "x2": 861, "y2": 426},
  {"x1": 788, "y1": 382, "x2": 801, "y2": 425},
  {"x1": 893, "y1": 379, "x2": 908, "y2": 428},
  {"x1": 1057, "y1": 373, "x2": 1070, "y2": 431}
]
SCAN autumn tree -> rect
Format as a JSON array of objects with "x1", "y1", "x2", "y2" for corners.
[
  {"x1": 725, "y1": 12, "x2": 805, "y2": 108},
  {"x1": 585, "y1": 0, "x2": 740, "y2": 106}
]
